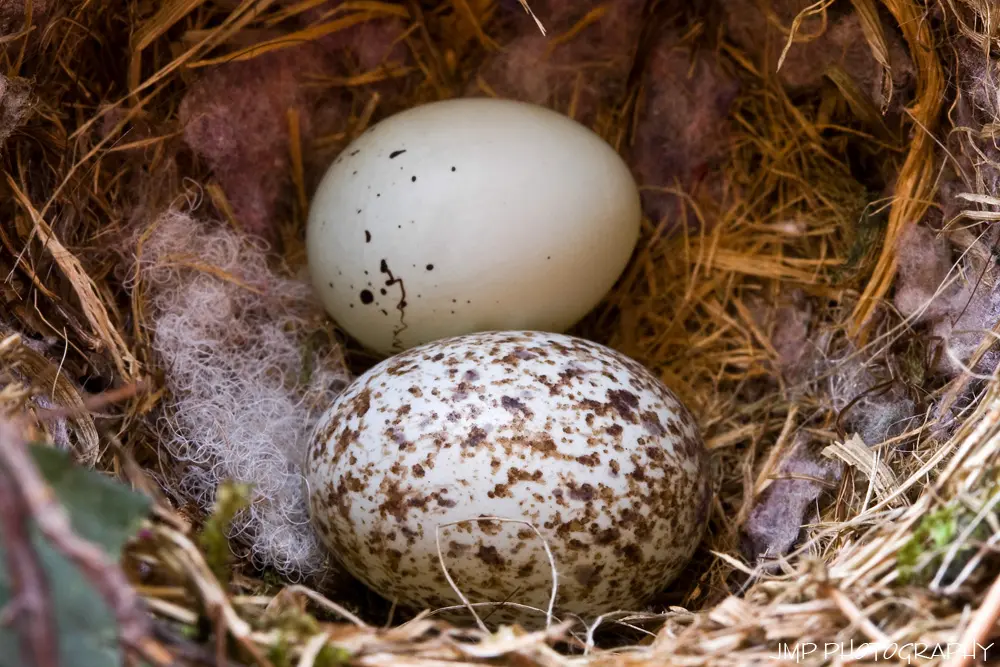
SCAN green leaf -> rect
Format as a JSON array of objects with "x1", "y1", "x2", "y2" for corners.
[{"x1": 0, "y1": 445, "x2": 152, "y2": 667}]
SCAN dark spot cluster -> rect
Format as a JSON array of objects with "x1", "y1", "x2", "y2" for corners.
[
  {"x1": 462, "y1": 426, "x2": 488, "y2": 448},
  {"x1": 607, "y1": 389, "x2": 640, "y2": 420},
  {"x1": 507, "y1": 467, "x2": 543, "y2": 484},
  {"x1": 500, "y1": 396, "x2": 532, "y2": 418}
]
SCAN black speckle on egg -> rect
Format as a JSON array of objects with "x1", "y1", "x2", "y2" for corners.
[
  {"x1": 380, "y1": 259, "x2": 389, "y2": 273},
  {"x1": 380, "y1": 288, "x2": 388, "y2": 296},
  {"x1": 411, "y1": 176, "x2": 417, "y2": 182},
  {"x1": 426, "y1": 264, "x2": 434, "y2": 271},
  {"x1": 389, "y1": 149, "x2": 406, "y2": 159},
  {"x1": 328, "y1": 282, "x2": 334, "y2": 288},
  {"x1": 380, "y1": 309, "x2": 389, "y2": 316},
  {"x1": 547, "y1": 255, "x2": 552, "y2": 260},
  {"x1": 350, "y1": 149, "x2": 360, "y2": 156},
  {"x1": 451, "y1": 166, "x2": 456, "y2": 172},
  {"x1": 365, "y1": 230, "x2": 371, "y2": 243},
  {"x1": 359, "y1": 290, "x2": 374, "y2": 305},
  {"x1": 352, "y1": 170, "x2": 358, "y2": 175}
]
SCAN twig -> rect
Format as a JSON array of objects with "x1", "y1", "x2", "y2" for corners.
[
  {"x1": 277, "y1": 585, "x2": 368, "y2": 628},
  {"x1": 32, "y1": 380, "x2": 148, "y2": 421},
  {"x1": 825, "y1": 585, "x2": 891, "y2": 645},
  {"x1": 516, "y1": 0, "x2": 546, "y2": 35},
  {"x1": 296, "y1": 632, "x2": 332, "y2": 667},
  {"x1": 0, "y1": 417, "x2": 171, "y2": 666},
  {"x1": 0, "y1": 465, "x2": 58, "y2": 667},
  {"x1": 434, "y1": 516, "x2": 559, "y2": 632},
  {"x1": 151, "y1": 524, "x2": 275, "y2": 666}
]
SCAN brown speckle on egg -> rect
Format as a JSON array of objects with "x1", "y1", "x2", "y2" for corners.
[{"x1": 305, "y1": 330, "x2": 710, "y2": 626}]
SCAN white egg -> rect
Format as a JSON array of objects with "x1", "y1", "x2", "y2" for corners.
[
  {"x1": 306, "y1": 98, "x2": 641, "y2": 356},
  {"x1": 305, "y1": 331, "x2": 711, "y2": 626}
]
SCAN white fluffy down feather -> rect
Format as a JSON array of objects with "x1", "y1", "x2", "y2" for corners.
[{"x1": 131, "y1": 209, "x2": 351, "y2": 578}]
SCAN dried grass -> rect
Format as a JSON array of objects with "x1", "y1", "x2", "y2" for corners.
[{"x1": 3, "y1": 0, "x2": 1000, "y2": 665}]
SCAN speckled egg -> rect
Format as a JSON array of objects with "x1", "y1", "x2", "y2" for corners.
[
  {"x1": 306, "y1": 98, "x2": 641, "y2": 356},
  {"x1": 305, "y1": 330, "x2": 711, "y2": 625}
]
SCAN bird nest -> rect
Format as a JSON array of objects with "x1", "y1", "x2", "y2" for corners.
[{"x1": 2, "y1": 0, "x2": 1000, "y2": 665}]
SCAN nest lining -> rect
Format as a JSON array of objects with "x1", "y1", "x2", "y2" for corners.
[{"x1": 2, "y1": 0, "x2": 1000, "y2": 665}]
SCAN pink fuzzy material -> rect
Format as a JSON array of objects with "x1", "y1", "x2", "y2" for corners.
[
  {"x1": 742, "y1": 435, "x2": 843, "y2": 565},
  {"x1": 179, "y1": 7, "x2": 411, "y2": 242},
  {"x1": 769, "y1": 289, "x2": 813, "y2": 375},
  {"x1": 0, "y1": 0, "x2": 49, "y2": 36},
  {"x1": 922, "y1": 270, "x2": 1000, "y2": 378},
  {"x1": 0, "y1": 75, "x2": 31, "y2": 146},
  {"x1": 748, "y1": 288, "x2": 918, "y2": 446},
  {"x1": 469, "y1": 0, "x2": 645, "y2": 126},
  {"x1": 309, "y1": 14, "x2": 409, "y2": 72},
  {"x1": 947, "y1": 44, "x2": 1000, "y2": 217},
  {"x1": 925, "y1": 44, "x2": 1000, "y2": 378},
  {"x1": 893, "y1": 223, "x2": 958, "y2": 323},
  {"x1": 179, "y1": 48, "x2": 331, "y2": 240},
  {"x1": 629, "y1": 34, "x2": 739, "y2": 228},
  {"x1": 724, "y1": 0, "x2": 913, "y2": 107},
  {"x1": 892, "y1": 214, "x2": 1000, "y2": 378}
]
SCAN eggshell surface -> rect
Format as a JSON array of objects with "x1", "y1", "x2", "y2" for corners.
[
  {"x1": 305, "y1": 331, "x2": 711, "y2": 624},
  {"x1": 306, "y1": 98, "x2": 641, "y2": 356}
]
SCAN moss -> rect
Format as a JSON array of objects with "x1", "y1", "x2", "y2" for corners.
[
  {"x1": 264, "y1": 630, "x2": 349, "y2": 667},
  {"x1": 315, "y1": 644, "x2": 351, "y2": 666},
  {"x1": 835, "y1": 192, "x2": 888, "y2": 287},
  {"x1": 197, "y1": 480, "x2": 253, "y2": 583},
  {"x1": 896, "y1": 493, "x2": 998, "y2": 587},
  {"x1": 896, "y1": 337, "x2": 928, "y2": 393},
  {"x1": 897, "y1": 505, "x2": 956, "y2": 584},
  {"x1": 267, "y1": 636, "x2": 293, "y2": 667}
]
